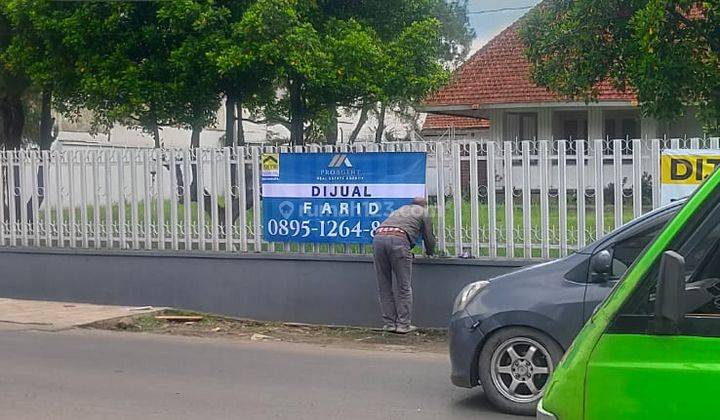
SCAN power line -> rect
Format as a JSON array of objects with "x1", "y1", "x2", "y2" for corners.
[{"x1": 468, "y1": 6, "x2": 533, "y2": 15}]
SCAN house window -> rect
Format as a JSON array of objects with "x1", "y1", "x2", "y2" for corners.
[
  {"x1": 562, "y1": 118, "x2": 588, "y2": 140},
  {"x1": 605, "y1": 119, "x2": 616, "y2": 139},
  {"x1": 554, "y1": 111, "x2": 589, "y2": 155},
  {"x1": 505, "y1": 113, "x2": 538, "y2": 141},
  {"x1": 622, "y1": 119, "x2": 638, "y2": 139},
  {"x1": 604, "y1": 111, "x2": 641, "y2": 154},
  {"x1": 604, "y1": 114, "x2": 640, "y2": 139}
]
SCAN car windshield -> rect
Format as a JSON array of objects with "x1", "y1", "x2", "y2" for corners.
[{"x1": 578, "y1": 200, "x2": 685, "y2": 254}]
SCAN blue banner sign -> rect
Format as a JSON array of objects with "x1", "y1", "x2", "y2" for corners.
[{"x1": 261, "y1": 152, "x2": 427, "y2": 244}]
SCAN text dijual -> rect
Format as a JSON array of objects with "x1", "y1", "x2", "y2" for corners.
[{"x1": 311, "y1": 185, "x2": 371, "y2": 198}]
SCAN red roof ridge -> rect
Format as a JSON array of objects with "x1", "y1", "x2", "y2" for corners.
[
  {"x1": 423, "y1": 114, "x2": 490, "y2": 130},
  {"x1": 425, "y1": 8, "x2": 636, "y2": 108}
]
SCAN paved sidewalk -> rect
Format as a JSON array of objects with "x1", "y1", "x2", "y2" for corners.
[{"x1": 0, "y1": 298, "x2": 161, "y2": 331}]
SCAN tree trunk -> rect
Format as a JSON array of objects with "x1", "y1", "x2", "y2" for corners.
[
  {"x1": 190, "y1": 125, "x2": 202, "y2": 149},
  {"x1": 187, "y1": 126, "x2": 201, "y2": 202},
  {"x1": 151, "y1": 124, "x2": 161, "y2": 148},
  {"x1": 2, "y1": 166, "x2": 7, "y2": 223},
  {"x1": 186, "y1": 124, "x2": 219, "y2": 217},
  {"x1": 0, "y1": 94, "x2": 25, "y2": 149},
  {"x1": 219, "y1": 163, "x2": 254, "y2": 228},
  {"x1": 348, "y1": 105, "x2": 370, "y2": 143},
  {"x1": 6, "y1": 165, "x2": 38, "y2": 223},
  {"x1": 289, "y1": 76, "x2": 305, "y2": 146},
  {"x1": 225, "y1": 93, "x2": 236, "y2": 146},
  {"x1": 39, "y1": 89, "x2": 53, "y2": 150},
  {"x1": 189, "y1": 124, "x2": 202, "y2": 201},
  {"x1": 375, "y1": 102, "x2": 387, "y2": 144},
  {"x1": 325, "y1": 105, "x2": 338, "y2": 144},
  {"x1": 12, "y1": 166, "x2": 22, "y2": 221},
  {"x1": 174, "y1": 162, "x2": 184, "y2": 205},
  {"x1": 146, "y1": 107, "x2": 161, "y2": 148},
  {"x1": 236, "y1": 100, "x2": 245, "y2": 146}
]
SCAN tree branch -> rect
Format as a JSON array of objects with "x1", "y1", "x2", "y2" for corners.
[{"x1": 667, "y1": 7, "x2": 720, "y2": 54}]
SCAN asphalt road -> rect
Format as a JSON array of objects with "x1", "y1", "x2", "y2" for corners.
[{"x1": 0, "y1": 325, "x2": 522, "y2": 420}]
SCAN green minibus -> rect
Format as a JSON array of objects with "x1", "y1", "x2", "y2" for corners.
[{"x1": 538, "y1": 167, "x2": 720, "y2": 420}]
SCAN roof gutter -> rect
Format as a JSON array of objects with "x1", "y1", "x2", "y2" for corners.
[{"x1": 420, "y1": 101, "x2": 637, "y2": 118}]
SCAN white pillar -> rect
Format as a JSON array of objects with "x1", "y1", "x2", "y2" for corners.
[
  {"x1": 641, "y1": 117, "x2": 660, "y2": 140},
  {"x1": 489, "y1": 109, "x2": 504, "y2": 142},
  {"x1": 538, "y1": 108, "x2": 553, "y2": 140},
  {"x1": 588, "y1": 108, "x2": 604, "y2": 140}
]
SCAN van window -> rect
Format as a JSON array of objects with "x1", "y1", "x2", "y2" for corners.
[{"x1": 610, "y1": 201, "x2": 720, "y2": 336}]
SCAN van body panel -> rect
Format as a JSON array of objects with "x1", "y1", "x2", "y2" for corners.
[
  {"x1": 540, "y1": 169, "x2": 720, "y2": 420},
  {"x1": 586, "y1": 334, "x2": 720, "y2": 420}
]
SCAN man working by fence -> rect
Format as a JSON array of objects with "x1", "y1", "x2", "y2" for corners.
[{"x1": 372, "y1": 197, "x2": 436, "y2": 334}]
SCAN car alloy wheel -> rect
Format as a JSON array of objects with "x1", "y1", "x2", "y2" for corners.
[{"x1": 489, "y1": 336, "x2": 553, "y2": 403}]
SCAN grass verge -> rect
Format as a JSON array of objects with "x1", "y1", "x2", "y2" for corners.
[{"x1": 86, "y1": 309, "x2": 448, "y2": 354}]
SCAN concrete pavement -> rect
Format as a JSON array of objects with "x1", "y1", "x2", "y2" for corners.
[
  {"x1": 0, "y1": 298, "x2": 160, "y2": 331},
  {"x1": 0, "y1": 326, "x2": 520, "y2": 420}
]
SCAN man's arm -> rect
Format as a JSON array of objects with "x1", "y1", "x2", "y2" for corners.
[{"x1": 421, "y1": 212, "x2": 437, "y2": 256}]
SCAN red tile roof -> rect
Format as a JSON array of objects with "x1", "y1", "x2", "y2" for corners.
[
  {"x1": 423, "y1": 114, "x2": 490, "y2": 130},
  {"x1": 688, "y1": 6, "x2": 704, "y2": 19},
  {"x1": 425, "y1": 22, "x2": 636, "y2": 107}
]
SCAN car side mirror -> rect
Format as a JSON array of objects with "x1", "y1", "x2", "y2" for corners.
[
  {"x1": 654, "y1": 250, "x2": 686, "y2": 333},
  {"x1": 590, "y1": 250, "x2": 613, "y2": 283}
]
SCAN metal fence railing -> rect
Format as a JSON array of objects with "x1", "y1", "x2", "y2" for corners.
[{"x1": 0, "y1": 138, "x2": 718, "y2": 258}]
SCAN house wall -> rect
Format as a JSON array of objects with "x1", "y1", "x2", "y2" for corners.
[
  {"x1": 483, "y1": 107, "x2": 703, "y2": 142},
  {"x1": 54, "y1": 101, "x2": 420, "y2": 147},
  {"x1": 419, "y1": 127, "x2": 489, "y2": 142},
  {"x1": 667, "y1": 108, "x2": 705, "y2": 138}
]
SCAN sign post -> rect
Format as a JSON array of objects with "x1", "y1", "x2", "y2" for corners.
[{"x1": 261, "y1": 152, "x2": 427, "y2": 244}]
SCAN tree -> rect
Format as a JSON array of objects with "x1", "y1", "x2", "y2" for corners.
[
  {"x1": 57, "y1": 2, "x2": 179, "y2": 147},
  {"x1": 431, "y1": 0, "x2": 475, "y2": 69},
  {"x1": 3, "y1": 0, "x2": 86, "y2": 149},
  {"x1": 520, "y1": 1, "x2": 720, "y2": 134},
  {"x1": 374, "y1": 18, "x2": 451, "y2": 143},
  {"x1": 327, "y1": 0, "x2": 473, "y2": 143},
  {"x1": 218, "y1": 0, "x2": 385, "y2": 145},
  {"x1": 218, "y1": 0, "x2": 469, "y2": 145},
  {"x1": 1, "y1": 0, "x2": 85, "y2": 225},
  {"x1": 155, "y1": 0, "x2": 229, "y2": 147},
  {"x1": 0, "y1": 6, "x2": 31, "y2": 149}
]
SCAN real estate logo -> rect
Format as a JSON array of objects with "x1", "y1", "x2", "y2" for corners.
[
  {"x1": 328, "y1": 154, "x2": 353, "y2": 168},
  {"x1": 262, "y1": 153, "x2": 280, "y2": 178}
]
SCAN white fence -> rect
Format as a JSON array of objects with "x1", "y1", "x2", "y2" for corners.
[{"x1": 0, "y1": 138, "x2": 718, "y2": 259}]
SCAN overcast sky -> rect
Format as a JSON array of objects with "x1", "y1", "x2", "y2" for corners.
[{"x1": 468, "y1": 0, "x2": 543, "y2": 52}]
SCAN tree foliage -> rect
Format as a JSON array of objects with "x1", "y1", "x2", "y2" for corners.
[
  {"x1": 217, "y1": 0, "x2": 469, "y2": 144},
  {"x1": 57, "y1": 1, "x2": 224, "y2": 146},
  {"x1": 1, "y1": 0, "x2": 473, "y2": 148},
  {"x1": 520, "y1": 0, "x2": 720, "y2": 134},
  {"x1": 0, "y1": 2, "x2": 35, "y2": 148}
]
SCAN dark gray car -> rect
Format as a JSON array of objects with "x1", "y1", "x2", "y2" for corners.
[{"x1": 448, "y1": 201, "x2": 683, "y2": 416}]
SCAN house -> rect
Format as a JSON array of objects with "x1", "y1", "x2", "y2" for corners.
[{"x1": 421, "y1": 20, "x2": 705, "y2": 142}]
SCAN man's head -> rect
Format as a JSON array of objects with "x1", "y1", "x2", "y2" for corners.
[{"x1": 412, "y1": 197, "x2": 428, "y2": 207}]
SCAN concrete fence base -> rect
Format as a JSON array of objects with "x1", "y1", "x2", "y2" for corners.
[{"x1": 0, "y1": 248, "x2": 534, "y2": 328}]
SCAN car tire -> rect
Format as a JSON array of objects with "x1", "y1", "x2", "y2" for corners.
[{"x1": 477, "y1": 327, "x2": 563, "y2": 416}]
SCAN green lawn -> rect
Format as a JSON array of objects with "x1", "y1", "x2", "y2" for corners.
[{"x1": 432, "y1": 198, "x2": 649, "y2": 258}]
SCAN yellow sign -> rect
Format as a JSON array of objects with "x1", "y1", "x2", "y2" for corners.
[
  {"x1": 661, "y1": 154, "x2": 720, "y2": 185},
  {"x1": 262, "y1": 153, "x2": 280, "y2": 177}
]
